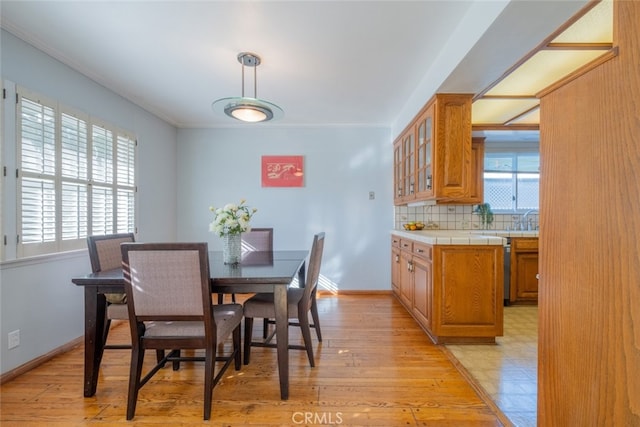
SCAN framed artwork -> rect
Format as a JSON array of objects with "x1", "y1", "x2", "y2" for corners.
[{"x1": 261, "y1": 155, "x2": 304, "y2": 187}]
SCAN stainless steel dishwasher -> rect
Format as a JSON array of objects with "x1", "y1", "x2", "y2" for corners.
[{"x1": 503, "y1": 237, "x2": 511, "y2": 305}]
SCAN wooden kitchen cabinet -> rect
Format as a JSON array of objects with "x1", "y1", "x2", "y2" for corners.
[
  {"x1": 411, "y1": 242, "x2": 433, "y2": 331},
  {"x1": 392, "y1": 93, "x2": 476, "y2": 205},
  {"x1": 439, "y1": 136, "x2": 484, "y2": 204},
  {"x1": 391, "y1": 235, "x2": 503, "y2": 343},
  {"x1": 414, "y1": 104, "x2": 435, "y2": 200},
  {"x1": 391, "y1": 236, "x2": 401, "y2": 295},
  {"x1": 398, "y1": 240, "x2": 413, "y2": 308},
  {"x1": 393, "y1": 139, "x2": 403, "y2": 204},
  {"x1": 510, "y1": 237, "x2": 539, "y2": 304},
  {"x1": 432, "y1": 245, "x2": 503, "y2": 342}
]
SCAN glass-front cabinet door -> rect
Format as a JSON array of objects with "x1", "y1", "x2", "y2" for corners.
[
  {"x1": 393, "y1": 139, "x2": 403, "y2": 204},
  {"x1": 415, "y1": 104, "x2": 434, "y2": 199},
  {"x1": 402, "y1": 130, "x2": 415, "y2": 202}
]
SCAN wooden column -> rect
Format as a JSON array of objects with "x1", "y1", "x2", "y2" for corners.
[{"x1": 537, "y1": 0, "x2": 640, "y2": 424}]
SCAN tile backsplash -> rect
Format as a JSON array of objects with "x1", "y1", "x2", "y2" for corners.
[{"x1": 394, "y1": 205, "x2": 539, "y2": 231}]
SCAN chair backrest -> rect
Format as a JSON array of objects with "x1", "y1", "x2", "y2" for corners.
[
  {"x1": 121, "y1": 242, "x2": 212, "y2": 322},
  {"x1": 87, "y1": 233, "x2": 135, "y2": 273},
  {"x1": 301, "y1": 232, "x2": 325, "y2": 310},
  {"x1": 242, "y1": 228, "x2": 273, "y2": 252},
  {"x1": 121, "y1": 243, "x2": 211, "y2": 320}
]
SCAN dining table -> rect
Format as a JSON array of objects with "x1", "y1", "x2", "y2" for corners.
[{"x1": 71, "y1": 249, "x2": 308, "y2": 400}]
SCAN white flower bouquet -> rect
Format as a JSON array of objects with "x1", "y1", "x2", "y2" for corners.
[{"x1": 209, "y1": 199, "x2": 257, "y2": 237}]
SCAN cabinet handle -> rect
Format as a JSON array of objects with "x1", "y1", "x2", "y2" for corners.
[
  {"x1": 395, "y1": 255, "x2": 399, "y2": 262},
  {"x1": 409, "y1": 183, "x2": 414, "y2": 194},
  {"x1": 416, "y1": 249, "x2": 423, "y2": 253},
  {"x1": 427, "y1": 175, "x2": 432, "y2": 190}
]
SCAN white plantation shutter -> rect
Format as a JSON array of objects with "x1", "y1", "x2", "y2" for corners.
[
  {"x1": 91, "y1": 185, "x2": 114, "y2": 235},
  {"x1": 117, "y1": 134, "x2": 135, "y2": 186},
  {"x1": 92, "y1": 124, "x2": 113, "y2": 184},
  {"x1": 16, "y1": 87, "x2": 136, "y2": 257},
  {"x1": 20, "y1": 98, "x2": 56, "y2": 175},
  {"x1": 61, "y1": 112, "x2": 89, "y2": 245},
  {"x1": 20, "y1": 178, "x2": 56, "y2": 244},
  {"x1": 117, "y1": 189, "x2": 135, "y2": 233},
  {"x1": 18, "y1": 95, "x2": 57, "y2": 255},
  {"x1": 116, "y1": 133, "x2": 136, "y2": 233}
]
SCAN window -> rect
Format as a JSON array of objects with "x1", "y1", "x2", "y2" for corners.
[
  {"x1": 17, "y1": 88, "x2": 136, "y2": 257},
  {"x1": 484, "y1": 152, "x2": 539, "y2": 212}
]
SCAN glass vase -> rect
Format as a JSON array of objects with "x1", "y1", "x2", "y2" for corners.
[{"x1": 222, "y1": 233, "x2": 242, "y2": 264}]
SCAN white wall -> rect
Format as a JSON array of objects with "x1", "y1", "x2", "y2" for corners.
[
  {"x1": 0, "y1": 30, "x2": 178, "y2": 374},
  {"x1": 176, "y1": 126, "x2": 393, "y2": 291}
]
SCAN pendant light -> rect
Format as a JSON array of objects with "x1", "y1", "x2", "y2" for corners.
[{"x1": 212, "y1": 52, "x2": 284, "y2": 123}]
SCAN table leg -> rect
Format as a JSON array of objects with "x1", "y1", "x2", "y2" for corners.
[
  {"x1": 83, "y1": 288, "x2": 107, "y2": 397},
  {"x1": 274, "y1": 285, "x2": 289, "y2": 400}
]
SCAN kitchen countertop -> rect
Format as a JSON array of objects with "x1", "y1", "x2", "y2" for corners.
[{"x1": 391, "y1": 229, "x2": 539, "y2": 246}]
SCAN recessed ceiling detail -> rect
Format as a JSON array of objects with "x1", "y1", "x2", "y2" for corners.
[{"x1": 472, "y1": 0, "x2": 613, "y2": 130}]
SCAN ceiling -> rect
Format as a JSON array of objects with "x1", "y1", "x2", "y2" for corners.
[{"x1": 0, "y1": 1, "x2": 590, "y2": 131}]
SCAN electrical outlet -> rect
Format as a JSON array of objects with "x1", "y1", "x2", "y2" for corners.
[
  {"x1": 368, "y1": 191, "x2": 375, "y2": 200},
  {"x1": 8, "y1": 330, "x2": 20, "y2": 349}
]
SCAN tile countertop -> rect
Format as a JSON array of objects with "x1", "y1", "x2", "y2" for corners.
[{"x1": 391, "y1": 230, "x2": 539, "y2": 246}]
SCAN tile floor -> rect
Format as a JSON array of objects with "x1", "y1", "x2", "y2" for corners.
[{"x1": 446, "y1": 305, "x2": 538, "y2": 427}]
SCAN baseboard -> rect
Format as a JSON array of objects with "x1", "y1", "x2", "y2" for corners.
[{"x1": 0, "y1": 336, "x2": 83, "y2": 385}]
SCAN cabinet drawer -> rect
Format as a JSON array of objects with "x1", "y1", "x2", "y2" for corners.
[
  {"x1": 399, "y1": 239, "x2": 413, "y2": 252},
  {"x1": 512, "y1": 238, "x2": 538, "y2": 250},
  {"x1": 413, "y1": 242, "x2": 432, "y2": 260},
  {"x1": 392, "y1": 235, "x2": 401, "y2": 248}
]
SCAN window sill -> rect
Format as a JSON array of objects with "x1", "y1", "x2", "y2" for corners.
[{"x1": 0, "y1": 249, "x2": 87, "y2": 270}]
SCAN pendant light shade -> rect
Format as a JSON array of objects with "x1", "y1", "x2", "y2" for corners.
[{"x1": 212, "y1": 52, "x2": 283, "y2": 123}]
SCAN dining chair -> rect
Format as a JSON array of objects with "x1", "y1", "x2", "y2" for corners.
[
  {"x1": 121, "y1": 242, "x2": 242, "y2": 420},
  {"x1": 243, "y1": 232, "x2": 325, "y2": 367},
  {"x1": 241, "y1": 227, "x2": 273, "y2": 252},
  {"x1": 217, "y1": 228, "x2": 274, "y2": 304},
  {"x1": 87, "y1": 233, "x2": 136, "y2": 350}
]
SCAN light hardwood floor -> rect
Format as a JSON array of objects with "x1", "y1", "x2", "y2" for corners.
[{"x1": 0, "y1": 294, "x2": 510, "y2": 426}]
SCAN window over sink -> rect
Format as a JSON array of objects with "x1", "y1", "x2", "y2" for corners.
[{"x1": 484, "y1": 151, "x2": 539, "y2": 213}]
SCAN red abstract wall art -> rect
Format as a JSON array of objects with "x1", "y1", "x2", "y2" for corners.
[{"x1": 261, "y1": 155, "x2": 304, "y2": 187}]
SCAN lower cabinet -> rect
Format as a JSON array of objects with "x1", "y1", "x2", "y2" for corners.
[
  {"x1": 510, "y1": 237, "x2": 539, "y2": 304},
  {"x1": 392, "y1": 236, "x2": 503, "y2": 344},
  {"x1": 391, "y1": 244, "x2": 401, "y2": 296},
  {"x1": 411, "y1": 244, "x2": 433, "y2": 331}
]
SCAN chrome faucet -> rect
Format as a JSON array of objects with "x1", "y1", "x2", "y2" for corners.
[{"x1": 522, "y1": 209, "x2": 539, "y2": 230}]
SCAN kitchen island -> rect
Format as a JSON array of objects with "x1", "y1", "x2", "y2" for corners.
[{"x1": 391, "y1": 230, "x2": 504, "y2": 344}]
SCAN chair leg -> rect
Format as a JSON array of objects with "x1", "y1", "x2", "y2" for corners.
[
  {"x1": 298, "y1": 310, "x2": 315, "y2": 367},
  {"x1": 102, "y1": 318, "x2": 112, "y2": 347},
  {"x1": 203, "y1": 347, "x2": 215, "y2": 420},
  {"x1": 172, "y1": 350, "x2": 181, "y2": 371},
  {"x1": 243, "y1": 317, "x2": 254, "y2": 365},
  {"x1": 217, "y1": 293, "x2": 224, "y2": 304},
  {"x1": 126, "y1": 344, "x2": 145, "y2": 420},
  {"x1": 310, "y1": 296, "x2": 323, "y2": 342},
  {"x1": 262, "y1": 318, "x2": 270, "y2": 339},
  {"x1": 233, "y1": 323, "x2": 242, "y2": 370}
]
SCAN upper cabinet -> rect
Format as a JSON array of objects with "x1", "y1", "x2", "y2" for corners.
[{"x1": 393, "y1": 93, "x2": 482, "y2": 205}]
